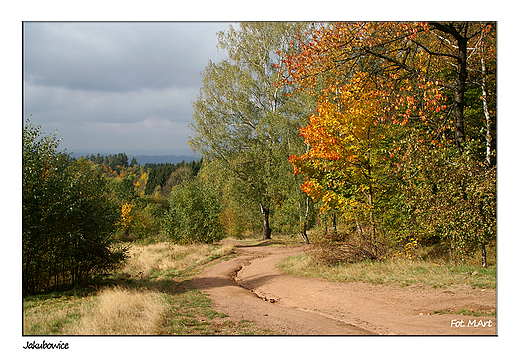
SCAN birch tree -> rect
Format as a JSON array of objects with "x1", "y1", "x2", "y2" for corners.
[{"x1": 189, "y1": 22, "x2": 313, "y2": 240}]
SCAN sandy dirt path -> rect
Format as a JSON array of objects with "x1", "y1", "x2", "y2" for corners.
[{"x1": 192, "y1": 244, "x2": 496, "y2": 335}]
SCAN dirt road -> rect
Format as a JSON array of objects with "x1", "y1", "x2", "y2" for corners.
[{"x1": 192, "y1": 244, "x2": 496, "y2": 335}]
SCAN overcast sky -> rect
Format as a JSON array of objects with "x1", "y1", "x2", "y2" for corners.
[{"x1": 23, "y1": 22, "x2": 234, "y2": 156}]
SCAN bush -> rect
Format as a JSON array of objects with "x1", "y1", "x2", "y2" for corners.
[
  {"x1": 310, "y1": 231, "x2": 387, "y2": 265},
  {"x1": 163, "y1": 178, "x2": 225, "y2": 244},
  {"x1": 23, "y1": 122, "x2": 127, "y2": 295}
]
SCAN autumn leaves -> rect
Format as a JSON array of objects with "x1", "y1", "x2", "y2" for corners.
[
  {"x1": 188, "y1": 22, "x2": 495, "y2": 264},
  {"x1": 281, "y1": 22, "x2": 496, "y2": 263}
]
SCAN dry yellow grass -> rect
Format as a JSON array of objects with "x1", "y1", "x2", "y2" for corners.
[
  {"x1": 24, "y1": 241, "x2": 238, "y2": 335},
  {"x1": 23, "y1": 295, "x2": 91, "y2": 335},
  {"x1": 120, "y1": 242, "x2": 235, "y2": 279},
  {"x1": 67, "y1": 243, "x2": 236, "y2": 335},
  {"x1": 68, "y1": 286, "x2": 167, "y2": 335}
]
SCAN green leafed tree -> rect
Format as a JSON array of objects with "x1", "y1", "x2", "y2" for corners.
[
  {"x1": 163, "y1": 176, "x2": 225, "y2": 244},
  {"x1": 189, "y1": 22, "x2": 315, "y2": 240},
  {"x1": 23, "y1": 121, "x2": 126, "y2": 294}
]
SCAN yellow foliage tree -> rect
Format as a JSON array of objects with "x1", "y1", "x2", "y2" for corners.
[
  {"x1": 290, "y1": 72, "x2": 396, "y2": 244},
  {"x1": 120, "y1": 202, "x2": 135, "y2": 238}
]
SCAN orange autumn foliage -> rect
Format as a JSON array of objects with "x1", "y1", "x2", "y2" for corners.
[{"x1": 289, "y1": 72, "x2": 391, "y2": 219}]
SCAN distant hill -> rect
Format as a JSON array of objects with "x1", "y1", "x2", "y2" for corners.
[{"x1": 71, "y1": 152, "x2": 199, "y2": 165}]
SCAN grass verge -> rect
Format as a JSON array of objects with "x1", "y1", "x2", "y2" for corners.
[
  {"x1": 277, "y1": 252, "x2": 496, "y2": 290},
  {"x1": 433, "y1": 308, "x2": 497, "y2": 317}
]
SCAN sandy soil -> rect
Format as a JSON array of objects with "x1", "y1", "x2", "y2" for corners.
[{"x1": 192, "y1": 244, "x2": 496, "y2": 335}]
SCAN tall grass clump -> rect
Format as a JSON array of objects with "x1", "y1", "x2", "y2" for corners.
[
  {"x1": 70, "y1": 286, "x2": 167, "y2": 335},
  {"x1": 278, "y1": 227, "x2": 496, "y2": 289}
]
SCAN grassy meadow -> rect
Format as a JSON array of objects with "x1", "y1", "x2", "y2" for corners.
[{"x1": 23, "y1": 239, "x2": 276, "y2": 335}]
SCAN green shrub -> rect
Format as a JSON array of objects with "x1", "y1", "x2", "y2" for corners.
[
  {"x1": 23, "y1": 121, "x2": 127, "y2": 295},
  {"x1": 163, "y1": 178, "x2": 225, "y2": 244}
]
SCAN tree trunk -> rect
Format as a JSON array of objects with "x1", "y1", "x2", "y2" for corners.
[
  {"x1": 481, "y1": 242, "x2": 487, "y2": 268},
  {"x1": 365, "y1": 138, "x2": 377, "y2": 246},
  {"x1": 260, "y1": 204, "x2": 272, "y2": 240},
  {"x1": 300, "y1": 221, "x2": 310, "y2": 244},
  {"x1": 299, "y1": 197, "x2": 311, "y2": 244},
  {"x1": 480, "y1": 56, "x2": 492, "y2": 167},
  {"x1": 480, "y1": 48, "x2": 491, "y2": 269},
  {"x1": 454, "y1": 28, "x2": 468, "y2": 149},
  {"x1": 366, "y1": 187, "x2": 378, "y2": 258},
  {"x1": 430, "y1": 22, "x2": 468, "y2": 149},
  {"x1": 365, "y1": 138, "x2": 377, "y2": 257},
  {"x1": 354, "y1": 216, "x2": 363, "y2": 236},
  {"x1": 367, "y1": 190, "x2": 376, "y2": 244}
]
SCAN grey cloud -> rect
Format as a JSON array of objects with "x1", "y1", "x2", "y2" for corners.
[
  {"x1": 24, "y1": 84, "x2": 199, "y2": 124},
  {"x1": 23, "y1": 21, "x2": 233, "y2": 155},
  {"x1": 24, "y1": 22, "x2": 230, "y2": 92}
]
